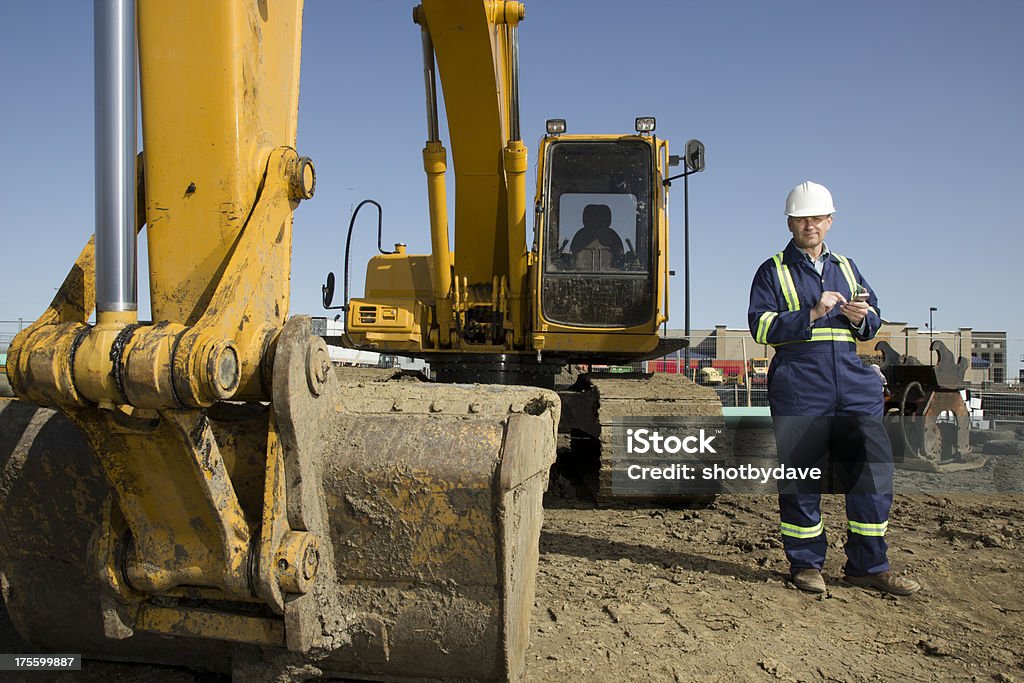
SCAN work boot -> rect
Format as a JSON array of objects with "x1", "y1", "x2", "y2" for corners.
[
  {"x1": 844, "y1": 570, "x2": 920, "y2": 596},
  {"x1": 791, "y1": 568, "x2": 826, "y2": 593}
]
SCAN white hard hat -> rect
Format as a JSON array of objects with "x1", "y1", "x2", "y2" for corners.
[{"x1": 785, "y1": 181, "x2": 836, "y2": 217}]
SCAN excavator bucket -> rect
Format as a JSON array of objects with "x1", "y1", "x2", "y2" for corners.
[{"x1": 0, "y1": 338, "x2": 559, "y2": 681}]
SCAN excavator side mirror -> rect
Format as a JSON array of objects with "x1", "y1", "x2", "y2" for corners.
[
  {"x1": 322, "y1": 272, "x2": 336, "y2": 309},
  {"x1": 684, "y1": 139, "x2": 705, "y2": 172}
]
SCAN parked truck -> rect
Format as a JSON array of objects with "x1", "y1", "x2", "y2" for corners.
[{"x1": 749, "y1": 357, "x2": 769, "y2": 384}]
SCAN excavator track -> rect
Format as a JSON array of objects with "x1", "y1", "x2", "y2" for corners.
[
  {"x1": 558, "y1": 373, "x2": 723, "y2": 501},
  {"x1": 0, "y1": 366, "x2": 559, "y2": 682}
]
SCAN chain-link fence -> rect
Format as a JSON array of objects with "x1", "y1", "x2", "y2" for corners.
[
  {"x1": 0, "y1": 320, "x2": 26, "y2": 397},
  {"x1": 0, "y1": 319, "x2": 29, "y2": 362},
  {"x1": 642, "y1": 339, "x2": 769, "y2": 407}
]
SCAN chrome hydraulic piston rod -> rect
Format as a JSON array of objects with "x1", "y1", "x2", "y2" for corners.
[{"x1": 94, "y1": 0, "x2": 138, "y2": 314}]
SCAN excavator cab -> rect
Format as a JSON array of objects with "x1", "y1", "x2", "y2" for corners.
[
  {"x1": 539, "y1": 137, "x2": 656, "y2": 329},
  {"x1": 531, "y1": 123, "x2": 673, "y2": 361}
]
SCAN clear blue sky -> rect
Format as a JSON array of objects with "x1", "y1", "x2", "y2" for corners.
[{"x1": 2, "y1": 2, "x2": 1022, "y2": 370}]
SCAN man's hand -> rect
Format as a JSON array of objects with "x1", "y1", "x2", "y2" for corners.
[
  {"x1": 839, "y1": 300, "x2": 870, "y2": 325},
  {"x1": 810, "y1": 291, "x2": 847, "y2": 322}
]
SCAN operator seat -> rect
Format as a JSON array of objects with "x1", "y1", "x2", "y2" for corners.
[{"x1": 569, "y1": 203, "x2": 624, "y2": 270}]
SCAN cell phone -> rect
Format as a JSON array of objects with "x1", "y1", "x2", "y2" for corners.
[{"x1": 851, "y1": 292, "x2": 869, "y2": 302}]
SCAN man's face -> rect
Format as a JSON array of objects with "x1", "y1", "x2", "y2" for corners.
[{"x1": 787, "y1": 215, "x2": 833, "y2": 251}]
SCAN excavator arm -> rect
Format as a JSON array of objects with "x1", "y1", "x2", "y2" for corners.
[
  {"x1": 347, "y1": 0, "x2": 530, "y2": 356},
  {"x1": 1, "y1": 1, "x2": 558, "y2": 680},
  {"x1": 418, "y1": 0, "x2": 529, "y2": 315}
]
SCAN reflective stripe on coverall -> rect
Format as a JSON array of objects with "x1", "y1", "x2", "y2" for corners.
[{"x1": 748, "y1": 239, "x2": 893, "y2": 576}]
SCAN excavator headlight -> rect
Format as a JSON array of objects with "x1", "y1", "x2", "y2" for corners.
[
  {"x1": 635, "y1": 117, "x2": 656, "y2": 133},
  {"x1": 546, "y1": 118, "x2": 566, "y2": 135}
]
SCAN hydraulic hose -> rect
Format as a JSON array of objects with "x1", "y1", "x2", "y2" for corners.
[{"x1": 341, "y1": 199, "x2": 391, "y2": 348}]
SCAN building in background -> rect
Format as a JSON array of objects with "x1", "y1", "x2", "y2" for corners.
[{"x1": 971, "y1": 331, "x2": 1007, "y2": 384}]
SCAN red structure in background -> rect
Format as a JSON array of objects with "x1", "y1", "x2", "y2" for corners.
[{"x1": 648, "y1": 358, "x2": 747, "y2": 379}]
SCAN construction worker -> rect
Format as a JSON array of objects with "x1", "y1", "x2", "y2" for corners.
[{"x1": 747, "y1": 181, "x2": 920, "y2": 596}]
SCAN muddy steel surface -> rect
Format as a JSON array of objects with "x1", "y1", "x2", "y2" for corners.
[{"x1": 1, "y1": 485, "x2": 1023, "y2": 682}]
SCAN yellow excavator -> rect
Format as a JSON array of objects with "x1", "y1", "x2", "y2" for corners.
[
  {"x1": 1, "y1": 1, "x2": 560, "y2": 680},
  {"x1": 328, "y1": 0, "x2": 720, "y2": 498}
]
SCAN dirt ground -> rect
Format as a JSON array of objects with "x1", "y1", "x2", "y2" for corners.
[
  {"x1": 529, "y1": 490, "x2": 1024, "y2": 682},
  {"x1": 2, "y1": 461, "x2": 1023, "y2": 682}
]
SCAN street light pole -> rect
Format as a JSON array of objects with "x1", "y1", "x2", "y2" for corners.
[
  {"x1": 664, "y1": 139, "x2": 706, "y2": 384},
  {"x1": 928, "y1": 306, "x2": 937, "y2": 357},
  {"x1": 684, "y1": 169, "x2": 690, "y2": 380}
]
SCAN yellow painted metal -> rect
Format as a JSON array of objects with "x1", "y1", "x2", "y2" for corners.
[
  {"x1": 136, "y1": 604, "x2": 285, "y2": 647},
  {"x1": 422, "y1": 142, "x2": 451, "y2": 301},
  {"x1": 422, "y1": 140, "x2": 453, "y2": 345},
  {"x1": 537, "y1": 331, "x2": 661, "y2": 355},
  {"x1": 165, "y1": 146, "x2": 305, "y2": 406},
  {"x1": 7, "y1": 237, "x2": 109, "y2": 407},
  {"x1": 120, "y1": 321, "x2": 188, "y2": 408},
  {"x1": 11, "y1": 147, "x2": 307, "y2": 411},
  {"x1": 351, "y1": 130, "x2": 672, "y2": 359},
  {"x1": 503, "y1": 139, "x2": 528, "y2": 346},
  {"x1": 69, "y1": 406, "x2": 253, "y2": 597},
  {"x1": 350, "y1": 1, "x2": 530, "y2": 354},
  {"x1": 70, "y1": 311, "x2": 137, "y2": 409},
  {"x1": 254, "y1": 411, "x2": 320, "y2": 615},
  {"x1": 419, "y1": 0, "x2": 520, "y2": 287},
  {"x1": 3, "y1": 1, "x2": 569, "y2": 674},
  {"x1": 529, "y1": 132, "x2": 671, "y2": 354},
  {"x1": 137, "y1": 0, "x2": 302, "y2": 326},
  {"x1": 6, "y1": 156, "x2": 147, "y2": 407},
  {"x1": 12, "y1": 0, "x2": 310, "y2": 409},
  {"x1": 7, "y1": 320, "x2": 87, "y2": 407},
  {"x1": 349, "y1": 2, "x2": 678, "y2": 366},
  {"x1": 4, "y1": 0, "x2": 315, "y2": 641},
  {"x1": 348, "y1": 250, "x2": 429, "y2": 349},
  {"x1": 0, "y1": 377, "x2": 560, "y2": 678}
]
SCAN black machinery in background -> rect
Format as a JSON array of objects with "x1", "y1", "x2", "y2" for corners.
[{"x1": 876, "y1": 340, "x2": 986, "y2": 472}]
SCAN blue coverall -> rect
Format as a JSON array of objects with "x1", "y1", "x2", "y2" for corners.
[{"x1": 748, "y1": 239, "x2": 893, "y2": 577}]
